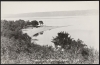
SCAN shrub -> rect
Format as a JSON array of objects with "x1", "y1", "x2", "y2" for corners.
[
  {"x1": 39, "y1": 21, "x2": 44, "y2": 26},
  {"x1": 31, "y1": 20, "x2": 39, "y2": 27},
  {"x1": 51, "y1": 31, "x2": 94, "y2": 62},
  {"x1": 51, "y1": 31, "x2": 72, "y2": 49},
  {"x1": 1, "y1": 20, "x2": 99, "y2": 64}
]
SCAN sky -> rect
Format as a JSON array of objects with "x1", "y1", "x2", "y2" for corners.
[{"x1": 1, "y1": 1, "x2": 99, "y2": 17}]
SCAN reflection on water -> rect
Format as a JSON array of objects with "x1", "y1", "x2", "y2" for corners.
[
  {"x1": 39, "y1": 31, "x2": 44, "y2": 35},
  {"x1": 33, "y1": 31, "x2": 44, "y2": 37},
  {"x1": 33, "y1": 33, "x2": 39, "y2": 37},
  {"x1": 31, "y1": 26, "x2": 99, "y2": 51}
]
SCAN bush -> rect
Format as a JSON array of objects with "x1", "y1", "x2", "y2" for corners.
[
  {"x1": 51, "y1": 31, "x2": 72, "y2": 49},
  {"x1": 1, "y1": 20, "x2": 99, "y2": 64},
  {"x1": 51, "y1": 31, "x2": 95, "y2": 62},
  {"x1": 31, "y1": 20, "x2": 39, "y2": 27},
  {"x1": 1, "y1": 20, "x2": 32, "y2": 54},
  {"x1": 1, "y1": 35, "x2": 99, "y2": 64}
]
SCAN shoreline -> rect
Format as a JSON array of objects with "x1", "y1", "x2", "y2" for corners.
[{"x1": 22, "y1": 25, "x2": 70, "y2": 37}]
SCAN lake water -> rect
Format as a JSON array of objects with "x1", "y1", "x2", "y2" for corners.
[{"x1": 2, "y1": 16, "x2": 99, "y2": 50}]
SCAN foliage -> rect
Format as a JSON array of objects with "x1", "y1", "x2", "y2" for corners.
[
  {"x1": 1, "y1": 20, "x2": 99, "y2": 64},
  {"x1": 31, "y1": 20, "x2": 39, "y2": 27},
  {"x1": 52, "y1": 31, "x2": 73, "y2": 49},
  {"x1": 1, "y1": 20, "x2": 32, "y2": 52},
  {"x1": 51, "y1": 31, "x2": 93, "y2": 61},
  {"x1": 26, "y1": 20, "x2": 31, "y2": 25},
  {"x1": 1, "y1": 35, "x2": 99, "y2": 64},
  {"x1": 39, "y1": 21, "x2": 44, "y2": 25}
]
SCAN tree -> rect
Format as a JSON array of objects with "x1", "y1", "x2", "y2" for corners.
[
  {"x1": 51, "y1": 31, "x2": 72, "y2": 49},
  {"x1": 31, "y1": 20, "x2": 39, "y2": 27},
  {"x1": 39, "y1": 21, "x2": 43, "y2": 26},
  {"x1": 26, "y1": 20, "x2": 31, "y2": 25}
]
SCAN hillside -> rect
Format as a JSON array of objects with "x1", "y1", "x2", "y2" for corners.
[{"x1": 3, "y1": 9, "x2": 99, "y2": 18}]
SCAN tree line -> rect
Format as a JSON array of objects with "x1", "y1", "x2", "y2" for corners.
[
  {"x1": 26, "y1": 20, "x2": 44, "y2": 27},
  {"x1": 1, "y1": 19, "x2": 44, "y2": 38}
]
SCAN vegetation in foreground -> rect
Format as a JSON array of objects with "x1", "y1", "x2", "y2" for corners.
[{"x1": 1, "y1": 20, "x2": 99, "y2": 64}]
